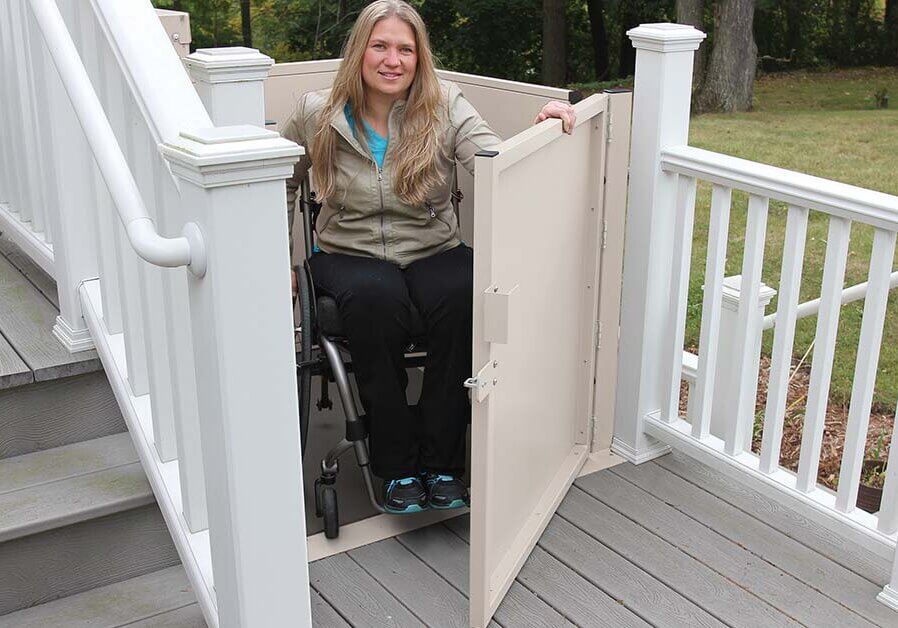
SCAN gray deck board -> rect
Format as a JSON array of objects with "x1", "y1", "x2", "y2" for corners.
[
  {"x1": 310, "y1": 589, "x2": 351, "y2": 628},
  {"x1": 0, "y1": 332, "x2": 31, "y2": 390},
  {"x1": 613, "y1": 460, "x2": 898, "y2": 627},
  {"x1": 0, "y1": 238, "x2": 58, "y2": 307},
  {"x1": 656, "y1": 452, "x2": 893, "y2": 585},
  {"x1": 118, "y1": 604, "x2": 206, "y2": 627},
  {"x1": 398, "y1": 522, "x2": 572, "y2": 628},
  {"x1": 0, "y1": 253, "x2": 98, "y2": 381},
  {"x1": 539, "y1": 516, "x2": 725, "y2": 628},
  {"x1": 309, "y1": 552, "x2": 422, "y2": 627},
  {"x1": 560, "y1": 483, "x2": 799, "y2": 627},
  {"x1": 349, "y1": 537, "x2": 499, "y2": 628},
  {"x1": 577, "y1": 470, "x2": 875, "y2": 627}
]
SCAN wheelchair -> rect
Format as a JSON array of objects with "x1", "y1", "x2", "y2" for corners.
[{"x1": 294, "y1": 175, "x2": 463, "y2": 539}]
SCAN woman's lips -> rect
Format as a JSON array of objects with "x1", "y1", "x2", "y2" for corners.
[{"x1": 379, "y1": 71, "x2": 402, "y2": 80}]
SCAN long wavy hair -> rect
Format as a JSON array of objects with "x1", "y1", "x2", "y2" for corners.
[{"x1": 310, "y1": 0, "x2": 445, "y2": 207}]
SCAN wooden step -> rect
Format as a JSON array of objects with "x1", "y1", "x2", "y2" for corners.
[
  {"x1": 0, "y1": 434, "x2": 179, "y2": 615},
  {"x1": 0, "y1": 238, "x2": 124, "y2": 459},
  {"x1": 0, "y1": 566, "x2": 204, "y2": 628}
]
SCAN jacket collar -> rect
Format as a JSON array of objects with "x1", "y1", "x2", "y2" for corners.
[{"x1": 329, "y1": 98, "x2": 406, "y2": 162}]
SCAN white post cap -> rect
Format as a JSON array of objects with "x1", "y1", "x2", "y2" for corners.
[
  {"x1": 628, "y1": 23, "x2": 706, "y2": 53},
  {"x1": 161, "y1": 125, "x2": 302, "y2": 188},
  {"x1": 721, "y1": 274, "x2": 777, "y2": 310},
  {"x1": 184, "y1": 47, "x2": 274, "y2": 83}
]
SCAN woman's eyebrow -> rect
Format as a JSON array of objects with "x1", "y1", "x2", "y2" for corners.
[{"x1": 369, "y1": 37, "x2": 415, "y2": 48}]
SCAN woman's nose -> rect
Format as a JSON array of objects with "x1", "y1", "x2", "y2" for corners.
[{"x1": 384, "y1": 49, "x2": 400, "y2": 66}]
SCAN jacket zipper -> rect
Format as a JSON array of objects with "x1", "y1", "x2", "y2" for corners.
[{"x1": 377, "y1": 166, "x2": 386, "y2": 258}]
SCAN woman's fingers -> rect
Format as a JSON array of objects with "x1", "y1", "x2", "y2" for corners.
[{"x1": 534, "y1": 101, "x2": 577, "y2": 134}]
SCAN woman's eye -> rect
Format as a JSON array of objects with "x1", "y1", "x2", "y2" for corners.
[{"x1": 373, "y1": 43, "x2": 385, "y2": 50}]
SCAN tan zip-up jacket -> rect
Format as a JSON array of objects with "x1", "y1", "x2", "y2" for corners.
[{"x1": 282, "y1": 80, "x2": 501, "y2": 267}]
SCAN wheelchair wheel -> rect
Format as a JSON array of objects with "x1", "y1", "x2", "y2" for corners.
[
  {"x1": 297, "y1": 265, "x2": 313, "y2": 458},
  {"x1": 321, "y1": 486, "x2": 339, "y2": 539}
]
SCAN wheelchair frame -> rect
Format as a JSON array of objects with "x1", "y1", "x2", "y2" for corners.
[{"x1": 294, "y1": 175, "x2": 461, "y2": 539}]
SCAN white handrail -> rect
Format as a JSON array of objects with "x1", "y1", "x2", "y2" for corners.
[
  {"x1": 27, "y1": 0, "x2": 204, "y2": 274},
  {"x1": 762, "y1": 271, "x2": 898, "y2": 331},
  {"x1": 661, "y1": 145, "x2": 898, "y2": 231}
]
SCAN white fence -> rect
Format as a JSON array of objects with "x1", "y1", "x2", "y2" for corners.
[
  {"x1": 0, "y1": 1, "x2": 310, "y2": 626},
  {"x1": 613, "y1": 23, "x2": 898, "y2": 609}
]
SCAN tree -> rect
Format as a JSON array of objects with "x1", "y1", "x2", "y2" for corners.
[
  {"x1": 617, "y1": 0, "x2": 641, "y2": 77},
  {"x1": 886, "y1": 0, "x2": 898, "y2": 63},
  {"x1": 586, "y1": 0, "x2": 610, "y2": 81},
  {"x1": 542, "y1": 0, "x2": 567, "y2": 86},
  {"x1": 694, "y1": 0, "x2": 758, "y2": 113},
  {"x1": 676, "y1": 0, "x2": 706, "y2": 92},
  {"x1": 241, "y1": 0, "x2": 252, "y2": 48}
]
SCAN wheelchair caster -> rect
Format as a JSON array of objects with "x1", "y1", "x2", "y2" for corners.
[{"x1": 321, "y1": 486, "x2": 339, "y2": 539}]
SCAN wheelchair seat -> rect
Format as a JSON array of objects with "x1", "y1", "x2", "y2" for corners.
[{"x1": 315, "y1": 294, "x2": 429, "y2": 344}]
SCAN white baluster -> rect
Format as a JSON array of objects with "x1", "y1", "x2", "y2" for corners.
[
  {"x1": 0, "y1": 4, "x2": 19, "y2": 209},
  {"x1": 34, "y1": 0, "x2": 99, "y2": 352},
  {"x1": 835, "y1": 228, "x2": 897, "y2": 513},
  {"x1": 78, "y1": 1, "x2": 122, "y2": 334},
  {"x1": 724, "y1": 194, "x2": 770, "y2": 455},
  {"x1": 877, "y1": 399, "x2": 898, "y2": 534},
  {"x1": 9, "y1": 0, "x2": 39, "y2": 224},
  {"x1": 162, "y1": 127, "x2": 310, "y2": 627},
  {"x1": 112, "y1": 83, "x2": 149, "y2": 395},
  {"x1": 185, "y1": 47, "x2": 274, "y2": 128},
  {"x1": 796, "y1": 216, "x2": 851, "y2": 493},
  {"x1": 693, "y1": 183, "x2": 732, "y2": 439},
  {"x1": 662, "y1": 174, "x2": 697, "y2": 422},
  {"x1": 1, "y1": 0, "x2": 32, "y2": 221},
  {"x1": 19, "y1": 0, "x2": 49, "y2": 238},
  {"x1": 759, "y1": 205, "x2": 809, "y2": 474},
  {"x1": 877, "y1": 542, "x2": 898, "y2": 610},
  {"x1": 613, "y1": 23, "x2": 706, "y2": 463}
]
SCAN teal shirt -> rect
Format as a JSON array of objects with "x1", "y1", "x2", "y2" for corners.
[{"x1": 344, "y1": 104, "x2": 387, "y2": 169}]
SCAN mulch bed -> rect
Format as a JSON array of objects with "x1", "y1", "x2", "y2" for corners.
[{"x1": 679, "y1": 354, "x2": 895, "y2": 491}]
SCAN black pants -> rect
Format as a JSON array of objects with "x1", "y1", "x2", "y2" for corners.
[{"x1": 309, "y1": 244, "x2": 472, "y2": 480}]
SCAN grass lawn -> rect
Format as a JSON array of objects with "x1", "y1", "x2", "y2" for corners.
[{"x1": 686, "y1": 67, "x2": 898, "y2": 411}]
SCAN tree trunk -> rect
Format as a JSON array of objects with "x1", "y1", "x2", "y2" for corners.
[
  {"x1": 542, "y1": 0, "x2": 567, "y2": 86},
  {"x1": 886, "y1": 0, "x2": 898, "y2": 64},
  {"x1": 172, "y1": 0, "x2": 182, "y2": 10},
  {"x1": 241, "y1": 0, "x2": 252, "y2": 49},
  {"x1": 586, "y1": 0, "x2": 610, "y2": 81},
  {"x1": 695, "y1": 0, "x2": 757, "y2": 113},
  {"x1": 677, "y1": 0, "x2": 707, "y2": 92},
  {"x1": 617, "y1": 1, "x2": 640, "y2": 77}
]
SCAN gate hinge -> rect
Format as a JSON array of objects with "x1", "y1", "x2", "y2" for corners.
[
  {"x1": 595, "y1": 321, "x2": 603, "y2": 350},
  {"x1": 601, "y1": 218, "x2": 608, "y2": 250},
  {"x1": 606, "y1": 111, "x2": 613, "y2": 143},
  {"x1": 464, "y1": 359, "x2": 499, "y2": 403}
]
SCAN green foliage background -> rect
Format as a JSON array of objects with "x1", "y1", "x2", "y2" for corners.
[{"x1": 152, "y1": 1, "x2": 897, "y2": 84}]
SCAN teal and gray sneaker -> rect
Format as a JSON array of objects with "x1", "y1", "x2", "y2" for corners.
[
  {"x1": 424, "y1": 473, "x2": 470, "y2": 510},
  {"x1": 383, "y1": 477, "x2": 428, "y2": 514}
]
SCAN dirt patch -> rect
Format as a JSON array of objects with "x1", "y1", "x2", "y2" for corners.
[{"x1": 679, "y1": 353, "x2": 895, "y2": 491}]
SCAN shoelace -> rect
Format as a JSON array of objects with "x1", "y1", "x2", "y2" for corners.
[
  {"x1": 425, "y1": 474, "x2": 456, "y2": 489},
  {"x1": 387, "y1": 477, "x2": 419, "y2": 493}
]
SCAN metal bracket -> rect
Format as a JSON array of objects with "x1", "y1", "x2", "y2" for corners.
[
  {"x1": 464, "y1": 359, "x2": 500, "y2": 403},
  {"x1": 601, "y1": 217, "x2": 608, "y2": 250},
  {"x1": 483, "y1": 284, "x2": 518, "y2": 344}
]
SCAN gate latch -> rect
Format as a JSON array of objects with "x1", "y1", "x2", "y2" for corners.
[{"x1": 464, "y1": 359, "x2": 499, "y2": 403}]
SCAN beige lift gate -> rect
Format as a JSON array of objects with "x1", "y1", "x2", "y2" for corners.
[{"x1": 264, "y1": 61, "x2": 631, "y2": 628}]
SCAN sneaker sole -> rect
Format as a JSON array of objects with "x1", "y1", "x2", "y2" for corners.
[
  {"x1": 429, "y1": 499, "x2": 468, "y2": 510},
  {"x1": 384, "y1": 504, "x2": 428, "y2": 514}
]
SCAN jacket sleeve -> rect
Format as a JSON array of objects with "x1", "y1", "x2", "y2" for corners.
[
  {"x1": 281, "y1": 94, "x2": 314, "y2": 238},
  {"x1": 448, "y1": 84, "x2": 501, "y2": 176}
]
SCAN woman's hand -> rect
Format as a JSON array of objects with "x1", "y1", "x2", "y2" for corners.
[{"x1": 533, "y1": 100, "x2": 577, "y2": 134}]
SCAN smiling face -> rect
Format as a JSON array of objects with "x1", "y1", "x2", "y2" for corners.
[{"x1": 361, "y1": 16, "x2": 418, "y2": 104}]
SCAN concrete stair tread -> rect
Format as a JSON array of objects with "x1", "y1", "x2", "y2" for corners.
[
  {"x1": 0, "y1": 433, "x2": 153, "y2": 543},
  {"x1": 0, "y1": 566, "x2": 201, "y2": 628}
]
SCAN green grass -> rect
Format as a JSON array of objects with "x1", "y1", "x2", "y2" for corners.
[{"x1": 685, "y1": 67, "x2": 898, "y2": 408}]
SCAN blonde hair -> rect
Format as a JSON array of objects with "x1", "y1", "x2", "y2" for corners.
[{"x1": 310, "y1": 0, "x2": 445, "y2": 207}]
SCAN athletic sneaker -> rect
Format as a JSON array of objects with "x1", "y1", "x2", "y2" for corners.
[
  {"x1": 383, "y1": 477, "x2": 428, "y2": 514},
  {"x1": 423, "y1": 473, "x2": 470, "y2": 510}
]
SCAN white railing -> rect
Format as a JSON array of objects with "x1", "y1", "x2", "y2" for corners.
[
  {"x1": 614, "y1": 23, "x2": 898, "y2": 611},
  {"x1": 0, "y1": 1, "x2": 311, "y2": 626}
]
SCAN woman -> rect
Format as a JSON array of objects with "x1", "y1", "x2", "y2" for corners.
[{"x1": 283, "y1": 0, "x2": 576, "y2": 514}]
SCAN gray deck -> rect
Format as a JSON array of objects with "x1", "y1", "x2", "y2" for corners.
[{"x1": 310, "y1": 453, "x2": 895, "y2": 628}]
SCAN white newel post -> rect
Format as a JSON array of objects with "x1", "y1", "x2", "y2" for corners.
[
  {"x1": 184, "y1": 47, "x2": 273, "y2": 128},
  {"x1": 162, "y1": 126, "x2": 311, "y2": 628},
  {"x1": 710, "y1": 275, "x2": 776, "y2": 447},
  {"x1": 612, "y1": 23, "x2": 705, "y2": 463}
]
